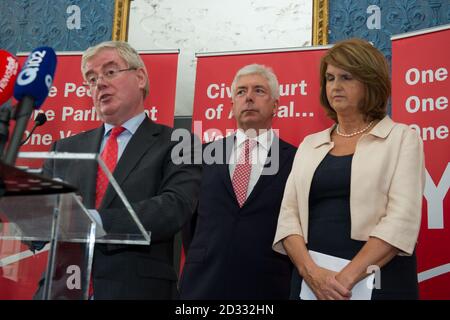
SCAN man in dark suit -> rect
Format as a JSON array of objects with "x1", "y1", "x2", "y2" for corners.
[
  {"x1": 180, "y1": 64, "x2": 295, "y2": 299},
  {"x1": 41, "y1": 41, "x2": 201, "y2": 299}
]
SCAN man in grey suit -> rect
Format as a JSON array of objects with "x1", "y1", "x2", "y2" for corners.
[{"x1": 41, "y1": 41, "x2": 201, "y2": 299}]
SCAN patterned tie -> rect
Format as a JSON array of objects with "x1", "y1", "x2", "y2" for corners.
[
  {"x1": 231, "y1": 139, "x2": 257, "y2": 207},
  {"x1": 95, "y1": 126, "x2": 126, "y2": 209},
  {"x1": 90, "y1": 126, "x2": 125, "y2": 298}
]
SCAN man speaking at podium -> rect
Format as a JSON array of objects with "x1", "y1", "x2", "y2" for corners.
[{"x1": 40, "y1": 41, "x2": 201, "y2": 299}]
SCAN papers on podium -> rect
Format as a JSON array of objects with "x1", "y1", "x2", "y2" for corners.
[{"x1": 300, "y1": 250, "x2": 375, "y2": 300}]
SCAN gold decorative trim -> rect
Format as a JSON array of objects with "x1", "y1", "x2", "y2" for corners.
[
  {"x1": 312, "y1": 0, "x2": 329, "y2": 45},
  {"x1": 112, "y1": 0, "x2": 131, "y2": 41}
]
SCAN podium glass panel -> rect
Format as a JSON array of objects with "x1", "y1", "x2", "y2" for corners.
[
  {"x1": 0, "y1": 193, "x2": 95, "y2": 299},
  {"x1": 0, "y1": 152, "x2": 151, "y2": 299}
]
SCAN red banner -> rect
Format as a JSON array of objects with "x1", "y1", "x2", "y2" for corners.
[
  {"x1": 0, "y1": 50, "x2": 179, "y2": 299},
  {"x1": 14, "y1": 50, "x2": 179, "y2": 168},
  {"x1": 192, "y1": 47, "x2": 333, "y2": 146},
  {"x1": 391, "y1": 26, "x2": 450, "y2": 299}
]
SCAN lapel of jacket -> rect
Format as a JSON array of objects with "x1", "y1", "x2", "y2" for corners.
[
  {"x1": 244, "y1": 137, "x2": 290, "y2": 205},
  {"x1": 70, "y1": 126, "x2": 104, "y2": 209},
  {"x1": 217, "y1": 135, "x2": 237, "y2": 202},
  {"x1": 99, "y1": 117, "x2": 161, "y2": 209}
]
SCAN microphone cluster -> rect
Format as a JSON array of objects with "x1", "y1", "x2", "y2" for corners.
[{"x1": 0, "y1": 47, "x2": 57, "y2": 165}]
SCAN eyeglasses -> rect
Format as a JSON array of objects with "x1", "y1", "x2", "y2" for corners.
[{"x1": 83, "y1": 67, "x2": 137, "y2": 88}]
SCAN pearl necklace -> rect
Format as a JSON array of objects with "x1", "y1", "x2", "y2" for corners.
[{"x1": 336, "y1": 121, "x2": 374, "y2": 138}]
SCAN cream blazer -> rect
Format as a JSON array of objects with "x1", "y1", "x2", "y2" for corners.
[{"x1": 273, "y1": 116, "x2": 425, "y2": 256}]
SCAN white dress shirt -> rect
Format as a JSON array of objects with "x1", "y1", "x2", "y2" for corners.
[
  {"x1": 100, "y1": 111, "x2": 146, "y2": 160},
  {"x1": 91, "y1": 112, "x2": 146, "y2": 230}
]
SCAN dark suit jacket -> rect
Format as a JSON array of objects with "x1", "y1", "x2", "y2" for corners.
[
  {"x1": 42, "y1": 117, "x2": 202, "y2": 299},
  {"x1": 179, "y1": 135, "x2": 296, "y2": 299}
]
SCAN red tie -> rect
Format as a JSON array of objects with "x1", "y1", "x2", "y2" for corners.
[
  {"x1": 231, "y1": 139, "x2": 257, "y2": 207},
  {"x1": 95, "y1": 126, "x2": 126, "y2": 209},
  {"x1": 89, "y1": 126, "x2": 125, "y2": 298}
]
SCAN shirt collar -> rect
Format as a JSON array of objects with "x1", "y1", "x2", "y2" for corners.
[
  {"x1": 103, "y1": 112, "x2": 146, "y2": 137},
  {"x1": 235, "y1": 128, "x2": 274, "y2": 151}
]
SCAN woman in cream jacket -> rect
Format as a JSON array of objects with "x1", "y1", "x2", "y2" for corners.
[{"x1": 273, "y1": 38, "x2": 425, "y2": 300}]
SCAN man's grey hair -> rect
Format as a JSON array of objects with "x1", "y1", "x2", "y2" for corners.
[
  {"x1": 231, "y1": 64, "x2": 280, "y2": 100},
  {"x1": 81, "y1": 41, "x2": 149, "y2": 98}
]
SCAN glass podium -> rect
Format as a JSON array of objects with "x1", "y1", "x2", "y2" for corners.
[{"x1": 0, "y1": 152, "x2": 151, "y2": 300}]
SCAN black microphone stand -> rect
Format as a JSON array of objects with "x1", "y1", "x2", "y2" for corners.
[
  {"x1": 0, "y1": 103, "x2": 12, "y2": 159},
  {"x1": 3, "y1": 96, "x2": 34, "y2": 165},
  {"x1": 0, "y1": 103, "x2": 12, "y2": 197},
  {"x1": 21, "y1": 113, "x2": 47, "y2": 146}
]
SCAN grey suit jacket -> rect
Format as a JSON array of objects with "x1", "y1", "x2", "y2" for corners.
[{"x1": 42, "y1": 117, "x2": 202, "y2": 299}]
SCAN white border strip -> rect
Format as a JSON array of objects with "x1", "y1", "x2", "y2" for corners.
[
  {"x1": 17, "y1": 51, "x2": 83, "y2": 57},
  {"x1": 138, "y1": 49, "x2": 179, "y2": 54},
  {"x1": 0, "y1": 244, "x2": 50, "y2": 267},
  {"x1": 18, "y1": 151, "x2": 97, "y2": 160},
  {"x1": 391, "y1": 23, "x2": 450, "y2": 41},
  {"x1": 418, "y1": 263, "x2": 450, "y2": 282},
  {"x1": 17, "y1": 49, "x2": 180, "y2": 57},
  {"x1": 2, "y1": 245, "x2": 446, "y2": 283},
  {"x1": 196, "y1": 44, "x2": 333, "y2": 58}
]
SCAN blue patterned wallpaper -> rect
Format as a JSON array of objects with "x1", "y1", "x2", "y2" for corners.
[
  {"x1": 329, "y1": 0, "x2": 450, "y2": 61},
  {"x1": 0, "y1": 0, "x2": 114, "y2": 54}
]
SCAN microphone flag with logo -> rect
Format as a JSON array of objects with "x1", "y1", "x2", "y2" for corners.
[
  {"x1": 13, "y1": 46, "x2": 56, "y2": 108},
  {"x1": 0, "y1": 50, "x2": 20, "y2": 106},
  {"x1": 4, "y1": 47, "x2": 57, "y2": 165}
]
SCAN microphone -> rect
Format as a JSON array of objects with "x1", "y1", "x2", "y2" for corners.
[
  {"x1": 20, "y1": 112, "x2": 47, "y2": 146},
  {"x1": 4, "y1": 47, "x2": 56, "y2": 165},
  {"x1": 0, "y1": 50, "x2": 20, "y2": 157}
]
